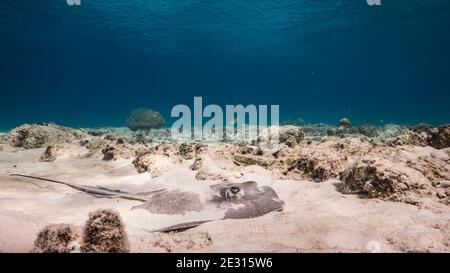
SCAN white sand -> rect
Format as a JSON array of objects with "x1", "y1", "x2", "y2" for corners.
[{"x1": 0, "y1": 146, "x2": 449, "y2": 253}]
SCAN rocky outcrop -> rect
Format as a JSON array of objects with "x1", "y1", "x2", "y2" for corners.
[
  {"x1": 410, "y1": 123, "x2": 433, "y2": 134},
  {"x1": 293, "y1": 151, "x2": 344, "y2": 182},
  {"x1": 132, "y1": 144, "x2": 182, "y2": 177},
  {"x1": 274, "y1": 138, "x2": 375, "y2": 182},
  {"x1": 126, "y1": 108, "x2": 165, "y2": 131},
  {"x1": 407, "y1": 154, "x2": 450, "y2": 183},
  {"x1": 278, "y1": 125, "x2": 304, "y2": 147},
  {"x1": 191, "y1": 152, "x2": 241, "y2": 181},
  {"x1": 5, "y1": 124, "x2": 85, "y2": 149},
  {"x1": 256, "y1": 125, "x2": 304, "y2": 148},
  {"x1": 390, "y1": 131, "x2": 430, "y2": 147},
  {"x1": 388, "y1": 124, "x2": 450, "y2": 149},
  {"x1": 82, "y1": 135, "x2": 148, "y2": 161},
  {"x1": 358, "y1": 124, "x2": 378, "y2": 137},
  {"x1": 233, "y1": 153, "x2": 275, "y2": 168},
  {"x1": 340, "y1": 157, "x2": 433, "y2": 205},
  {"x1": 179, "y1": 141, "x2": 206, "y2": 160},
  {"x1": 428, "y1": 125, "x2": 450, "y2": 149}
]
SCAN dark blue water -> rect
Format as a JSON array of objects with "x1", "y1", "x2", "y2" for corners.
[{"x1": 1, "y1": 0, "x2": 450, "y2": 131}]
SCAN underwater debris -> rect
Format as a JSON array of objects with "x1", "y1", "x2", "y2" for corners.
[
  {"x1": 126, "y1": 108, "x2": 165, "y2": 131},
  {"x1": 33, "y1": 224, "x2": 81, "y2": 253},
  {"x1": 81, "y1": 209, "x2": 130, "y2": 253}
]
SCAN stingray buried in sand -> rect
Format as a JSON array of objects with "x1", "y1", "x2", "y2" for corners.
[{"x1": 10, "y1": 174, "x2": 285, "y2": 232}]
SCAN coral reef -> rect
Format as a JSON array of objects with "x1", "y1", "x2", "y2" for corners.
[
  {"x1": 1, "y1": 121, "x2": 450, "y2": 253},
  {"x1": 126, "y1": 108, "x2": 165, "y2": 131},
  {"x1": 81, "y1": 209, "x2": 130, "y2": 253}
]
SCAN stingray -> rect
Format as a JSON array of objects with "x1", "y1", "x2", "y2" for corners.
[{"x1": 9, "y1": 174, "x2": 285, "y2": 232}]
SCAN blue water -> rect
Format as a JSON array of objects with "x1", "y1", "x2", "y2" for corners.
[{"x1": 1, "y1": 0, "x2": 450, "y2": 131}]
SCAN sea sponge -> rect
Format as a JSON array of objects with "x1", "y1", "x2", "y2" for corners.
[
  {"x1": 126, "y1": 108, "x2": 165, "y2": 131},
  {"x1": 81, "y1": 209, "x2": 130, "y2": 253},
  {"x1": 33, "y1": 224, "x2": 81, "y2": 253}
]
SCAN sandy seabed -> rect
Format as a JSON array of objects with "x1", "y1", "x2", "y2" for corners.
[{"x1": 0, "y1": 123, "x2": 449, "y2": 252}]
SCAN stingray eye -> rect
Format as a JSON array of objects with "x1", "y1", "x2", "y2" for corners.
[{"x1": 230, "y1": 186, "x2": 240, "y2": 194}]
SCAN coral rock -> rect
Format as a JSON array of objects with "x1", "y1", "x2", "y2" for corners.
[
  {"x1": 233, "y1": 153, "x2": 275, "y2": 168},
  {"x1": 340, "y1": 157, "x2": 431, "y2": 204},
  {"x1": 33, "y1": 224, "x2": 81, "y2": 253},
  {"x1": 391, "y1": 131, "x2": 429, "y2": 147},
  {"x1": 337, "y1": 118, "x2": 352, "y2": 128},
  {"x1": 126, "y1": 108, "x2": 165, "y2": 131},
  {"x1": 81, "y1": 209, "x2": 129, "y2": 253},
  {"x1": 358, "y1": 124, "x2": 378, "y2": 137},
  {"x1": 6, "y1": 124, "x2": 85, "y2": 149},
  {"x1": 39, "y1": 145, "x2": 63, "y2": 162},
  {"x1": 428, "y1": 125, "x2": 450, "y2": 149},
  {"x1": 278, "y1": 125, "x2": 305, "y2": 147}
]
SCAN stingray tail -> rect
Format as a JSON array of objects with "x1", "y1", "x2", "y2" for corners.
[
  {"x1": 149, "y1": 220, "x2": 214, "y2": 233},
  {"x1": 9, "y1": 173, "x2": 163, "y2": 202}
]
